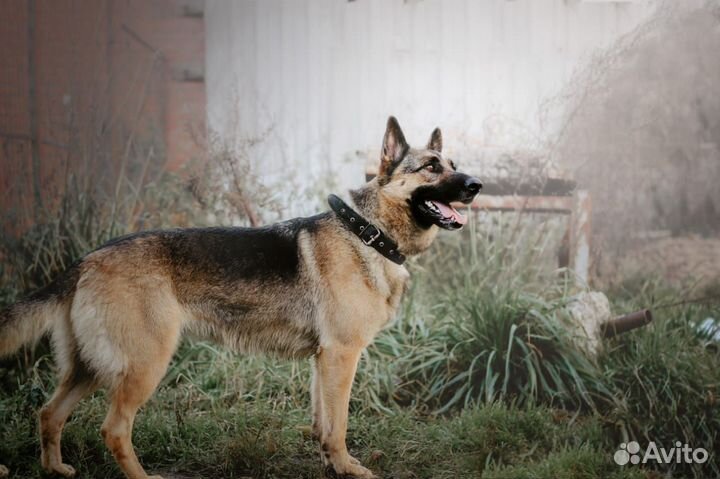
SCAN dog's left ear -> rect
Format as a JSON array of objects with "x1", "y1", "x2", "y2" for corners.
[{"x1": 426, "y1": 127, "x2": 442, "y2": 152}]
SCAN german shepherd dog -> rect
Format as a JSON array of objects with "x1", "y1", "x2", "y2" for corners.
[{"x1": 0, "y1": 116, "x2": 481, "y2": 479}]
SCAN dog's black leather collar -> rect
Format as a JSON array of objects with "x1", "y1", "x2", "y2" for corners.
[{"x1": 327, "y1": 194, "x2": 406, "y2": 265}]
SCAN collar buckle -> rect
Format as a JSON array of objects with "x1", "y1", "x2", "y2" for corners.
[{"x1": 360, "y1": 224, "x2": 381, "y2": 245}]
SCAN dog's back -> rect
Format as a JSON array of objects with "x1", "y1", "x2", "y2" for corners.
[
  {"x1": 2, "y1": 214, "x2": 337, "y2": 379},
  {"x1": 0, "y1": 213, "x2": 348, "y2": 478}
]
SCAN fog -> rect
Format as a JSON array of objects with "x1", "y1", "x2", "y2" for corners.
[
  {"x1": 547, "y1": 0, "x2": 720, "y2": 284},
  {"x1": 0, "y1": 0, "x2": 718, "y2": 286}
]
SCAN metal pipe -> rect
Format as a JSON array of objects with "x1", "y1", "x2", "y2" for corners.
[{"x1": 601, "y1": 309, "x2": 653, "y2": 338}]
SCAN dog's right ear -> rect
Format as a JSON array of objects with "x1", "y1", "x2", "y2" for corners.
[
  {"x1": 426, "y1": 127, "x2": 442, "y2": 152},
  {"x1": 379, "y1": 116, "x2": 409, "y2": 177}
]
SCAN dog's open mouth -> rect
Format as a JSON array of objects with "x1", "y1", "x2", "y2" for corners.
[
  {"x1": 416, "y1": 199, "x2": 467, "y2": 230},
  {"x1": 424, "y1": 200, "x2": 467, "y2": 225}
]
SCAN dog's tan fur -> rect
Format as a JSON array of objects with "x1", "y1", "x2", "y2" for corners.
[{"x1": 0, "y1": 117, "x2": 479, "y2": 479}]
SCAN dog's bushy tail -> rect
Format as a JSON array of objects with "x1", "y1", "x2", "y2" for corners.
[
  {"x1": 0, "y1": 266, "x2": 80, "y2": 358},
  {"x1": 0, "y1": 300, "x2": 59, "y2": 357}
]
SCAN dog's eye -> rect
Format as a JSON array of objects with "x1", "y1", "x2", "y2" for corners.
[{"x1": 425, "y1": 163, "x2": 442, "y2": 173}]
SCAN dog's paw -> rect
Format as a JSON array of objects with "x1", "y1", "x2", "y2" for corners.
[
  {"x1": 325, "y1": 462, "x2": 378, "y2": 479},
  {"x1": 0, "y1": 464, "x2": 9, "y2": 478},
  {"x1": 44, "y1": 463, "x2": 76, "y2": 477}
]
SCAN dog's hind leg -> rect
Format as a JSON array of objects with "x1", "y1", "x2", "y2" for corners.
[
  {"x1": 99, "y1": 303, "x2": 181, "y2": 479},
  {"x1": 40, "y1": 313, "x2": 99, "y2": 478},
  {"x1": 39, "y1": 368, "x2": 98, "y2": 477},
  {"x1": 101, "y1": 360, "x2": 171, "y2": 479}
]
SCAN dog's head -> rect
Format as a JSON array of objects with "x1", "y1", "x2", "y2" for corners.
[{"x1": 376, "y1": 116, "x2": 482, "y2": 230}]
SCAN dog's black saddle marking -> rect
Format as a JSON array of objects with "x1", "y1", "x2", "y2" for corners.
[{"x1": 327, "y1": 194, "x2": 406, "y2": 265}]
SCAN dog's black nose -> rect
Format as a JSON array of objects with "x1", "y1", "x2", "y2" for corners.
[{"x1": 464, "y1": 177, "x2": 482, "y2": 195}]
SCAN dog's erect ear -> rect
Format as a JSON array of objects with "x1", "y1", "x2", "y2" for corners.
[
  {"x1": 379, "y1": 116, "x2": 409, "y2": 177},
  {"x1": 426, "y1": 127, "x2": 442, "y2": 152}
]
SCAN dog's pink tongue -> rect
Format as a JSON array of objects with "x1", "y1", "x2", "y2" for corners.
[{"x1": 432, "y1": 201, "x2": 467, "y2": 225}]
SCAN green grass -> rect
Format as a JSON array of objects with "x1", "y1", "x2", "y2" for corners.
[
  {"x1": 1, "y1": 179, "x2": 718, "y2": 478},
  {"x1": 0, "y1": 368, "x2": 642, "y2": 479}
]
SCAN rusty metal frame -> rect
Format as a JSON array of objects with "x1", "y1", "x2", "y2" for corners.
[
  {"x1": 454, "y1": 190, "x2": 591, "y2": 284},
  {"x1": 465, "y1": 195, "x2": 574, "y2": 214},
  {"x1": 364, "y1": 161, "x2": 592, "y2": 284},
  {"x1": 569, "y1": 190, "x2": 591, "y2": 285}
]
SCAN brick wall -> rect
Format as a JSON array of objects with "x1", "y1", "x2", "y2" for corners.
[{"x1": 0, "y1": 0, "x2": 206, "y2": 217}]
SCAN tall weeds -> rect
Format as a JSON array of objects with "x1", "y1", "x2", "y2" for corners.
[
  {"x1": 1, "y1": 180, "x2": 717, "y2": 477},
  {"x1": 357, "y1": 213, "x2": 605, "y2": 412}
]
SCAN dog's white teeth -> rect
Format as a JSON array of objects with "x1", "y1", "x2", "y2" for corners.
[{"x1": 425, "y1": 200, "x2": 439, "y2": 212}]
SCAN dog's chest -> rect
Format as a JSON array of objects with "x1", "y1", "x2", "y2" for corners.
[
  {"x1": 365, "y1": 258, "x2": 410, "y2": 328},
  {"x1": 386, "y1": 264, "x2": 410, "y2": 310}
]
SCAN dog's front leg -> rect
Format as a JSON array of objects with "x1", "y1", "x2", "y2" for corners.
[
  {"x1": 311, "y1": 357, "x2": 324, "y2": 440},
  {"x1": 316, "y1": 345, "x2": 376, "y2": 479}
]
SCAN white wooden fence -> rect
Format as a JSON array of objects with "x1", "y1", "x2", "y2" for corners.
[{"x1": 205, "y1": 0, "x2": 656, "y2": 205}]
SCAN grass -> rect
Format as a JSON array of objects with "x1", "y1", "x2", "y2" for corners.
[
  {"x1": 0, "y1": 364, "x2": 642, "y2": 479},
  {"x1": 1, "y1": 178, "x2": 719, "y2": 478},
  {"x1": 595, "y1": 299, "x2": 720, "y2": 479}
]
